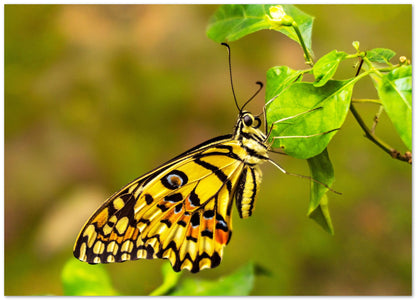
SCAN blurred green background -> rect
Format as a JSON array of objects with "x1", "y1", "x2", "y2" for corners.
[{"x1": 5, "y1": 4, "x2": 411, "y2": 295}]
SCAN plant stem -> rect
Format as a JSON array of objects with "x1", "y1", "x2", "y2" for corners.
[
  {"x1": 371, "y1": 105, "x2": 384, "y2": 134},
  {"x1": 349, "y1": 104, "x2": 390, "y2": 152},
  {"x1": 292, "y1": 21, "x2": 313, "y2": 65},
  {"x1": 350, "y1": 103, "x2": 411, "y2": 163}
]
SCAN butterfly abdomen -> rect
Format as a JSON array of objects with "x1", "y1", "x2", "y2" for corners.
[{"x1": 235, "y1": 165, "x2": 262, "y2": 218}]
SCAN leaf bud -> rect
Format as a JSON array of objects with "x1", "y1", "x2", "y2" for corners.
[{"x1": 267, "y1": 5, "x2": 294, "y2": 28}]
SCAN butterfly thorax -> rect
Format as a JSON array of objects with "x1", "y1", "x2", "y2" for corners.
[{"x1": 233, "y1": 111, "x2": 269, "y2": 165}]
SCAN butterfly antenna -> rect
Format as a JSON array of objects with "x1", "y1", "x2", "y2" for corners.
[
  {"x1": 240, "y1": 81, "x2": 263, "y2": 111},
  {"x1": 221, "y1": 43, "x2": 241, "y2": 113}
]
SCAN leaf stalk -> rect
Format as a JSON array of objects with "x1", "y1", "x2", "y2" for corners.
[{"x1": 292, "y1": 21, "x2": 314, "y2": 66}]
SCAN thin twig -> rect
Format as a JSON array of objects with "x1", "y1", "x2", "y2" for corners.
[
  {"x1": 350, "y1": 57, "x2": 412, "y2": 164},
  {"x1": 371, "y1": 106, "x2": 384, "y2": 134}
]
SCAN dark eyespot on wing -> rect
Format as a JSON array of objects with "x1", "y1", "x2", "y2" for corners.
[{"x1": 161, "y1": 170, "x2": 188, "y2": 190}]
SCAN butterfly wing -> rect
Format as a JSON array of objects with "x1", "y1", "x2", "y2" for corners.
[{"x1": 73, "y1": 136, "x2": 248, "y2": 272}]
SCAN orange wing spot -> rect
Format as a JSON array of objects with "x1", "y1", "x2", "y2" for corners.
[
  {"x1": 215, "y1": 230, "x2": 229, "y2": 245},
  {"x1": 116, "y1": 235, "x2": 125, "y2": 244},
  {"x1": 179, "y1": 213, "x2": 191, "y2": 225},
  {"x1": 93, "y1": 208, "x2": 109, "y2": 228},
  {"x1": 132, "y1": 228, "x2": 140, "y2": 241},
  {"x1": 183, "y1": 195, "x2": 191, "y2": 211},
  {"x1": 108, "y1": 231, "x2": 124, "y2": 244},
  {"x1": 186, "y1": 226, "x2": 199, "y2": 242},
  {"x1": 163, "y1": 207, "x2": 174, "y2": 220},
  {"x1": 186, "y1": 222, "x2": 199, "y2": 242},
  {"x1": 163, "y1": 205, "x2": 184, "y2": 229},
  {"x1": 159, "y1": 210, "x2": 179, "y2": 233},
  {"x1": 167, "y1": 213, "x2": 180, "y2": 227},
  {"x1": 96, "y1": 233, "x2": 110, "y2": 242},
  {"x1": 124, "y1": 226, "x2": 135, "y2": 240},
  {"x1": 169, "y1": 176, "x2": 181, "y2": 187},
  {"x1": 201, "y1": 217, "x2": 214, "y2": 232}
]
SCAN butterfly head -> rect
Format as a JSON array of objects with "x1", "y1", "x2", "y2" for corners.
[
  {"x1": 234, "y1": 111, "x2": 266, "y2": 143},
  {"x1": 240, "y1": 111, "x2": 261, "y2": 129}
]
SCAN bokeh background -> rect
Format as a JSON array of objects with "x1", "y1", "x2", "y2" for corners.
[{"x1": 5, "y1": 4, "x2": 412, "y2": 295}]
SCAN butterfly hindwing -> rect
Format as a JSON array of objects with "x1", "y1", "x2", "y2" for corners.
[{"x1": 74, "y1": 138, "x2": 248, "y2": 272}]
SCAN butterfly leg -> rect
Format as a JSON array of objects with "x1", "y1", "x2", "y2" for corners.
[
  {"x1": 264, "y1": 107, "x2": 324, "y2": 141},
  {"x1": 270, "y1": 127, "x2": 339, "y2": 141},
  {"x1": 267, "y1": 159, "x2": 341, "y2": 195}
]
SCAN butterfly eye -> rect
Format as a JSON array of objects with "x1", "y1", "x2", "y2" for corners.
[{"x1": 243, "y1": 114, "x2": 253, "y2": 126}]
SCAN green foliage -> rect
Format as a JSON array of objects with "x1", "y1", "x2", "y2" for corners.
[
  {"x1": 62, "y1": 259, "x2": 257, "y2": 296},
  {"x1": 169, "y1": 262, "x2": 256, "y2": 296},
  {"x1": 266, "y1": 79, "x2": 353, "y2": 159},
  {"x1": 4, "y1": 5, "x2": 411, "y2": 296},
  {"x1": 366, "y1": 48, "x2": 396, "y2": 64},
  {"x1": 61, "y1": 259, "x2": 119, "y2": 296},
  {"x1": 207, "y1": 4, "x2": 314, "y2": 55},
  {"x1": 313, "y1": 50, "x2": 348, "y2": 87},
  {"x1": 207, "y1": 4, "x2": 412, "y2": 233},
  {"x1": 307, "y1": 149, "x2": 335, "y2": 235},
  {"x1": 149, "y1": 261, "x2": 181, "y2": 296},
  {"x1": 58, "y1": 4, "x2": 412, "y2": 296},
  {"x1": 372, "y1": 65, "x2": 412, "y2": 150},
  {"x1": 265, "y1": 66, "x2": 304, "y2": 100}
]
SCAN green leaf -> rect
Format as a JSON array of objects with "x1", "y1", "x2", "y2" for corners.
[
  {"x1": 307, "y1": 148, "x2": 335, "y2": 235},
  {"x1": 61, "y1": 259, "x2": 118, "y2": 296},
  {"x1": 149, "y1": 262, "x2": 182, "y2": 296},
  {"x1": 170, "y1": 262, "x2": 256, "y2": 296},
  {"x1": 313, "y1": 50, "x2": 348, "y2": 87},
  {"x1": 266, "y1": 79, "x2": 354, "y2": 159},
  {"x1": 308, "y1": 194, "x2": 334, "y2": 235},
  {"x1": 265, "y1": 66, "x2": 304, "y2": 101},
  {"x1": 372, "y1": 65, "x2": 412, "y2": 150},
  {"x1": 207, "y1": 4, "x2": 314, "y2": 53},
  {"x1": 366, "y1": 48, "x2": 396, "y2": 64}
]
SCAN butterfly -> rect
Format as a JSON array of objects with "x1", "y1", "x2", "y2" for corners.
[
  {"x1": 73, "y1": 44, "x2": 312, "y2": 273},
  {"x1": 73, "y1": 106, "x2": 272, "y2": 272}
]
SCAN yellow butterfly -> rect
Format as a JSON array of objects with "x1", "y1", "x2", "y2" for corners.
[{"x1": 73, "y1": 44, "x2": 305, "y2": 273}]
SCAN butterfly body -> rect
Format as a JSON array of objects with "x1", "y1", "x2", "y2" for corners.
[{"x1": 73, "y1": 111, "x2": 270, "y2": 273}]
